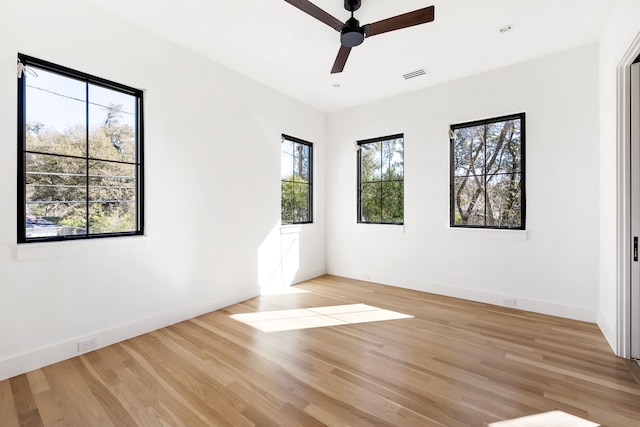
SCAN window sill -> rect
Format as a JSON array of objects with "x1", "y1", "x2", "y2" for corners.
[
  {"x1": 15, "y1": 235, "x2": 149, "y2": 261},
  {"x1": 448, "y1": 227, "x2": 527, "y2": 241},
  {"x1": 280, "y1": 223, "x2": 318, "y2": 235},
  {"x1": 354, "y1": 223, "x2": 405, "y2": 233}
]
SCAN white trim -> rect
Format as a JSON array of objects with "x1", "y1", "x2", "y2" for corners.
[
  {"x1": 15, "y1": 235, "x2": 149, "y2": 262},
  {"x1": 616, "y1": 32, "x2": 640, "y2": 358},
  {"x1": 327, "y1": 267, "x2": 596, "y2": 323},
  {"x1": 448, "y1": 227, "x2": 528, "y2": 241},
  {"x1": 280, "y1": 223, "x2": 319, "y2": 234},
  {"x1": 0, "y1": 287, "x2": 259, "y2": 381},
  {"x1": 353, "y1": 223, "x2": 405, "y2": 233},
  {"x1": 632, "y1": 62, "x2": 640, "y2": 358},
  {"x1": 598, "y1": 310, "x2": 617, "y2": 354}
]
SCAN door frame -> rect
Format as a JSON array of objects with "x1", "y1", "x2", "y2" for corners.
[
  {"x1": 617, "y1": 34, "x2": 640, "y2": 359},
  {"x1": 630, "y1": 61, "x2": 640, "y2": 358}
]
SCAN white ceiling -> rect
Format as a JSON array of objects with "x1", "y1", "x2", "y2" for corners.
[{"x1": 85, "y1": 0, "x2": 615, "y2": 113}]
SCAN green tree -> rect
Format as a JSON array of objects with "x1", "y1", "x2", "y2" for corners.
[
  {"x1": 281, "y1": 175, "x2": 310, "y2": 223},
  {"x1": 25, "y1": 104, "x2": 138, "y2": 235},
  {"x1": 360, "y1": 138, "x2": 403, "y2": 223}
]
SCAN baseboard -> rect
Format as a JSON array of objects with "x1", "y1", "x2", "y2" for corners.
[
  {"x1": 597, "y1": 311, "x2": 618, "y2": 354},
  {"x1": 288, "y1": 266, "x2": 326, "y2": 286},
  {"x1": 327, "y1": 267, "x2": 597, "y2": 323},
  {"x1": 0, "y1": 287, "x2": 259, "y2": 381}
]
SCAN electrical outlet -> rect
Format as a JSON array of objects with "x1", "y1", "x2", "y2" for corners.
[
  {"x1": 78, "y1": 337, "x2": 98, "y2": 352},
  {"x1": 502, "y1": 297, "x2": 517, "y2": 307}
]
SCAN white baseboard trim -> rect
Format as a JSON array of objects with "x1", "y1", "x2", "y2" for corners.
[
  {"x1": 327, "y1": 267, "x2": 597, "y2": 323},
  {"x1": 289, "y1": 266, "x2": 326, "y2": 286},
  {"x1": 597, "y1": 310, "x2": 618, "y2": 354},
  {"x1": 0, "y1": 287, "x2": 259, "y2": 381}
]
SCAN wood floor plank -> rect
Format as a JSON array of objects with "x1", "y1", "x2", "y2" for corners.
[
  {"x1": 0, "y1": 378, "x2": 21, "y2": 427},
  {"x1": 9, "y1": 374, "x2": 43, "y2": 427},
  {"x1": 1, "y1": 275, "x2": 640, "y2": 426}
]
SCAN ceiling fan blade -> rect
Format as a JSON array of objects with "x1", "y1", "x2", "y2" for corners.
[
  {"x1": 365, "y1": 6, "x2": 434, "y2": 37},
  {"x1": 284, "y1": 0, "x2": 344, "y2": 31},
  {"x1": 331, "y1": 45, "x2": 352, "y2": 74}
]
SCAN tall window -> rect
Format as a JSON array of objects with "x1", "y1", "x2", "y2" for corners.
[
  {"x1": 281, "y1": 135, "x2": 312, "y2": 224},
  {"x1": 357, "y1": 134, "x2": 404, "y2": 224},
  {"x1": 17, "y1": 54, "x2": 144, "y2": 242},
  {"x1": 450, "y1": 113, "x2": 525, "y2": 229}
]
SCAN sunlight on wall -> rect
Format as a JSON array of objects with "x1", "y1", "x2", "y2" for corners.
[
  {"x1": 258, "y1": 223, "x2": 309, "y2": 295},
  {"x1": 230, "y1": 303, "x2": 412, "y2": 332},
  {"x1": 488, "y1": 410, "x2": 599, "y2": 426},
  {"x1": 257, "y1": 223, "x2": 284, "y2": 294},
  {"x1": 281, "y1": 227, "x2": 301, "y2": 286}
]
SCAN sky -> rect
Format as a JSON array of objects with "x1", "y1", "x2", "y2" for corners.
[{"x1": 24, "y1": 65, "x2": 136, "y2": 133}]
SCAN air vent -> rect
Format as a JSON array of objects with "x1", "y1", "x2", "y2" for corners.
[{"x1": 403, "y1": 68, "x2": 426, "y2": 80}]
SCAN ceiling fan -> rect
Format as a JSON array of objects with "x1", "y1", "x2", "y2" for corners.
[{"x1": 284, "y1": 0, "x2": 435, "y2": 74}]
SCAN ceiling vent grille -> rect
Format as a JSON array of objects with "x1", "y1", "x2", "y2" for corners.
[{"x1": 403, "y1": 69, "x2": 426, "y2": 80}]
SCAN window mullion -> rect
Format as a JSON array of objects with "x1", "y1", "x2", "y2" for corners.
[
  {"x1": 85, "y1": 81, "x2": 90, "y2": 236},
  {"x1": 483, "y1": 124, "x2": 488, "y2": 227}
]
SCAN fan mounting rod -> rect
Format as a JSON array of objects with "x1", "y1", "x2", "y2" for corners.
[
  {"x1": 344, "y1": 0, "x2": 361, "y2": 12},
  {"x1": 341, "y1": 0, "x2": 364, "y2": 47}
]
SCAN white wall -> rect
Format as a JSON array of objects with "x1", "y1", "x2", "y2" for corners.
[
  {"x1": 598, "y1": 0, "x2": 640, "y2": 354},
  {"x1": 0, "y1": 0, "x2": 325, "y2": 380},
  {"x1": 326, "y1": 44, "x2": 600, "y2": 322}
]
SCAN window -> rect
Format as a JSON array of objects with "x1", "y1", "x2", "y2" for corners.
[
  {"x1": 17, "y1": 54, "x2": 144, "y2": 242},
  {"x1": 357, "y1": 134, "x2": 404, "y2": 224},
  {"x1": 450, "y1": 113, "x2": 525, "y2": 229},
  {"x1": 281, "y1": 134, "x2": 312, "y2": 224}
]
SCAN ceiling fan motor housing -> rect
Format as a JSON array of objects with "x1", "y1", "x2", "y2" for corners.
[{"x1": 341, "y1": 17, "x2": 365, "y2": 47}]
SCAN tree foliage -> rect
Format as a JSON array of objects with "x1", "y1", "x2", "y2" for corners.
[
  {"x1": 452, "y1": 117, "x2": 522, "y2": 227},
  {"x1": 281, "y1": 139, "x2": 311, "y2": 223},
  {"x1": 25, "y1": 104, "x2": 138, "y2": 235},
  {"x1": 359, "y1": 138, "x2": 404, "y2": 224},
  {"x1": 281, "y1": 175, "x2": 310, "y2": 223}
]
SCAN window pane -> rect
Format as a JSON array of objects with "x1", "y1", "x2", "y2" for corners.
[
  {"x1": 25, "y1": 68, "x2": 86, "y2": 156},
  {"x1": 293, "y1": 142, "x2": 311, "y2": 181},
  {"x1": 281, "y1": 136, "x2": 312, "y2": 224},
  {"x1": 453, "y1": 176, "x2": 485, "y2": 226},
  {"x1": 453, "y1": 125, "x2": 485, "y2": 177},
  {"x1": 451, "y1": 114, "x2": 524, "y2": 229},
  {"x1": 486, "y1": 119, "x2": 522, "y2": 175},
  {"x1": 19, "y1": 56, "x2": 143, "y2": 242},
  {"x1": 486, "y1": 173, "x2": 522, "y2": 228},
  {"x1": 281, "y1": 139, "x2": 294, "y2": 180},
  {"x1": 281, "y1": 180, "x2": 294, "y2": 223},
  {"x1": 381, "y1": 181, "x2": 403, "y2": 223},
  {"x1": 88, "y1": 84, "x2": 137, "y2": 163},
  {"x1": 360, "y1": 142, "x2": 382, "y2": 182},
  {"x1": 360, "y1": 182, "x2": 382, "y2": 223},
  {"x1": 382, "y1": 138, "x2": 404, "y2": 181},
  {"x1": 25, "y1": 153, "x2": 87, "y2": 235},
  {"x1": 88, "y1": 161, "x2": 137, "y2": 234},
  {"x1": 292, "y1": 183, "x2": 310, "y2": 222}
]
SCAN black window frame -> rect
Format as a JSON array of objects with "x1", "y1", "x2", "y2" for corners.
[
  {"x1": 17, "y1": 53, "x2": 144, "y2": 243},
  {"x1": 449, "y1": 112, "x2": 526, "y2": 230},
  {"x1": 357, "y1": 134, "x2": 404, "y2": 225},
  {"x1": 281, "y1": 134, "x2": 313, "y2": 225}
]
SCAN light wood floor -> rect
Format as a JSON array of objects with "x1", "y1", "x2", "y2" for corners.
[{"x1": 2, "y1": 275, "x2": 640, "y2": 426}]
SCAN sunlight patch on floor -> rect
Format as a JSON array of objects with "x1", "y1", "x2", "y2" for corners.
[
  {"x1": 488, "y1": 411, "x2": 599, "y2": 426},
  {"x1": 260, "y1": 286, "x2": 310, "y2": 296},
  {"x1": 230, "y1": 303, "x2": 413, "y2": 332}
]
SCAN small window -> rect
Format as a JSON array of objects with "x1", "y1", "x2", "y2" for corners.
[
  {"x1": 17, "y1": 54, "x2": 144, "y2": 242},
  {"x1": 357, "y1": 134, "x2": 404, "y2": 224},
  {"x1": 281, "y1": 134, "x2": 313, "y2": 224},
  {"x1": 450, "y1": 113, "x2": 525, "y2": 229}
]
